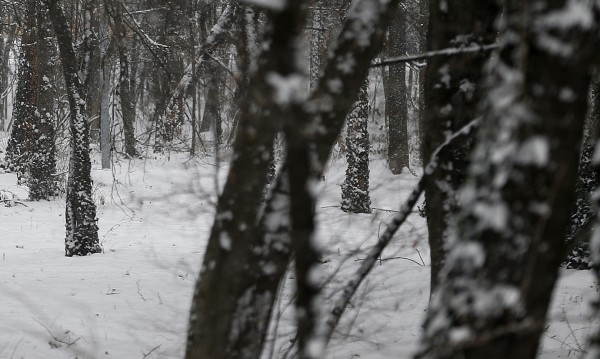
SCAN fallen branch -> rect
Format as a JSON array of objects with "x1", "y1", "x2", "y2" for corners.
[{"x1": 142, "y1": 344, "x2": 161, "y2": 358}]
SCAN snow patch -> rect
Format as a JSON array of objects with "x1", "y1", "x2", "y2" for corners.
[
  {"x1": 516, "y1": 136, "x2": 549, "y2": 166},
  {"x1": 266, "y1": 72, "x2": 305, "y2": 106},
  {"x1": 243, "y1": 0, "x2": 286, "y2": 11},
  {"x1": 473, "y1": 202, "x2": 508, "y2": 231},
  {"x1": 220, "y1": 233, "x2": 232, "y2": 251}
]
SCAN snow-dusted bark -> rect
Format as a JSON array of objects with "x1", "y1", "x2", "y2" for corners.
[
  {"x1": 5, "y1": 0, "x2": 58, "y2": 200},
  {"x1": 417, "y1": 0, "x2": 599, "y2": 358},
  {"x1": 185, "y1": 2, "x2": 305, "y2": 357},
  {"x1": 186, "y1": 0, "x2": 402, "y2": 357},
  {"x1": 283, "y1": 0, "x2": 403, "y2": 356},
  {"x1": 341, "y1": 80, "x2": 372, "y2": 214},
  {"x1": 44, "y1": 0, "x2": 100, "y2": 256},
  {"x1": 422, "y1": 0, "x2": 500, "y2": 292}
]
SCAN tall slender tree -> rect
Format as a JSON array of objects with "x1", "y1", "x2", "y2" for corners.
[
  {"x1": 384, "y1": 3, "x2": 409, "y2": 174},
  {"x1": 107, "y1": 0, "x2": 138, "y2": 157},
  {"x1": 44, "y1": 0, "x2": 101, "y2": 256}
]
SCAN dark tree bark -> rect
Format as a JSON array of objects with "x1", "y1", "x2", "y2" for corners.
[
  {"x1": 83, "y1": 0, "x2": 102, "y2": 143},
  {"x1": 422, "y1": 0, "x2": 500, "y2": 292},
  {"x1": 417, "y1": 0, "x2": 599, "y2": 358},
  {"x1": 5, "y1": 0, "x2": 39, "y2": 179},
  {"x1": 44, "y1": 0, "x2": 101, "y2": 256},
  {"x1": 108, "y1": 0, "x2": 137, "y2": 157},
  {"x1": 200, "y1": 60, "x2": 222, "y2": 138},
  {"x1": 384, "y1": 3, "x2": 409, "y2": 174},
  {"x1": 5, "y1": 0, "x2": 58, "y2": 200},
  {"x1": 185, "y1": 0, "x2": 401, "y2": 357},
  {"x1": 185, "y1": 3, "x2": 298, "y2": 357},
  {"x1": 0, "y1": 8, "x2": 16, "y2": 131},
  {"x1": 341, "y1": 80, "x2": 372, "y2": 214}
]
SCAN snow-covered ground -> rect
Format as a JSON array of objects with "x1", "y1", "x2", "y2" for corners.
[{"x1": 0, "y1": 149, "x2": 597, "y2": 358}]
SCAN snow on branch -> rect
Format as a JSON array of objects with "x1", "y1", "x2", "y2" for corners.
[{"x1": 372, "y1": 43, "x2": 499, "y2": 68}]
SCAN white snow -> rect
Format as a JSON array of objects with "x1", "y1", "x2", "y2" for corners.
[
  {"x1": 243, "y1": 0, "x2": 286, "y2": 11},
  {"x1": 0, "y1": 135, "x2": 595, "y2": 359},
  {"x1": 516, "y1": 136, "x2": 550, "y2": 166},
  {"x1": 266, "y1": 72, "x2": 306, "y2": 106}
]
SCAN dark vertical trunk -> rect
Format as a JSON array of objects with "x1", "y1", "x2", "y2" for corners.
[
  {"x1": 200, "y1": 61, "x2": 221, "y2": 137},
  {"x1": 84, "y1": 0, "x2": 102, "y2": 143},
  {"x1": 29, "y1": 2, "x2": 58, "y2": 200},
  {"x1": 44, "y1": 0, "x2": 101, "y2": 256},
  {"x1": 422, "y1": 0, "x2": 499, "y2": 292},
  {"x1": 6, "y1": 0, "x2": 58, "y2": 200},
  {"x1": 5, "y1": 0, "x2": 38, "y2": 178},
  {"x1": 110, "y1": 0, "x2": 137, "y2": 157},
  {"x1": 384, "y1": 4, "x2": 409, "y2": 174},
  {"x1": 0, "y1": 7, "x2": 5, "y2": 131},
  {"x1": 342, "y1": 80, "x2": 372, "y2": 213},
  {"x1": 191, "y1": 81, "x2": 197, "y2": 156},
  {"x1": 417, "y1": 0, "x2": 598, "y2": 357}
]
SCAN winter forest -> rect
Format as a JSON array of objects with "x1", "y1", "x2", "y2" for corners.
[{"x1": 1, "y1": 0, "x2": 600, "y2": 358}]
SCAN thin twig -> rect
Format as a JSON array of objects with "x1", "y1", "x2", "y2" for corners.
[
  {"x1": 372, "y1": 43, "x2": 498, "y2": 67},
  {"x1": 142, "y1": 344, "x2": 161, "y2": 358},
  {"x1": 355, "y1": 255, "x2": 424, "y2": 266}
]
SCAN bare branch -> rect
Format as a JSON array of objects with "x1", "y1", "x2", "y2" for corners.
[{"x1": 372, "y1": 43, "x2": 498, "y2": 68}]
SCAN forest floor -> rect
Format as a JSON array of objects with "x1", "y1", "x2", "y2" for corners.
[{"x1": 0, "y1": 147, "x2": 597, "y2": 358}]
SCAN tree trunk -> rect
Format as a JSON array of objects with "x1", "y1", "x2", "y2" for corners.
[
  {"x1": 185, "y1": 0, "x2": 401, "y2": 357},
  {"x1": 417, "y1": 0, "x2": 598, "y2": 357},
  {"x1": 45, "y1": 0, "x2": 101, "y2": 256},
  {"x1": 6, "y1": 0, "x2": 58, "y2": 200},
  {"x1": 384, "y1": 4, "x2": 409, "y2": 174},
  {"x1": 110, "y1": 0, "x2": 137, "y2": 157},
  {"x1": 200, "y1": 60, "x2": 221, "y2": 138},
  {"x1": 342, "y1": 80, "x2": 372, "y2": 213},
  {"x1": 422, "y1": 0, "x2": 500, "y2": 292}
]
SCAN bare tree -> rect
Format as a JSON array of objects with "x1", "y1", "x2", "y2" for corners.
[
  {"x1": 44, "y1": 0, "x2": 101, "y2": 256},
  {"x1": 5, "y1": 0, "x2": 58, "y2": 200},
  {"x1": 185, "y1": 0, "x2": 402, "y2": 357},
  {"x1": 417, "y1": 0, "x2": 599, "y2": 357},
  {"x1": 422, "y1": 0, "x2": 500, "y2": 291}
]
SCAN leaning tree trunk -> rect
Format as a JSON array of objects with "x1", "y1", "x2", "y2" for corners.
[
  {"x1": 422, "y1": 0, "x2": 500, "y2": 292},
  {"x1": 342, "y1": 80, "x2": 372, "y2": 214},
  {"x1": 45, "y1": 0, "x2": 101, "y2": 256},
  {"x1": 416, "y1": 0, "x2": 599, "y2": 358}
]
